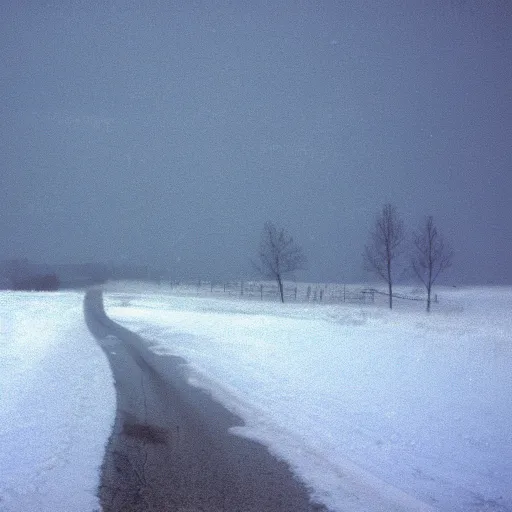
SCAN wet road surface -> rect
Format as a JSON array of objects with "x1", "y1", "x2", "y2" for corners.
[{"x1": 84, "y1": 289, "x2": 327, "y2": 511}]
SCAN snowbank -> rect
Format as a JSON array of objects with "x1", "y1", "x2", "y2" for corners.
[
  {"x1": 0, "y1": 291, "x2": 115, "y2": 512},
  {"x1": 105, "y1": 285, "x2": 512, "y2": 512}
]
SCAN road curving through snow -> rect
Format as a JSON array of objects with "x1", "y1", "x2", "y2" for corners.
[{"x1": 84, "y1": 288, "x2": 324, "y2": 511}]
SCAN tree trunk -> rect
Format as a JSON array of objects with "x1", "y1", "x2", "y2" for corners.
[
  {"x1": 277, "y1": 276, "x2": 284, "y2": 303},
  {"x1": 387, "y1": 250, "x2": 393, "y2": 309},
  {"x1": 427, "y1": 262, "x2": 433, "y2": 313}
]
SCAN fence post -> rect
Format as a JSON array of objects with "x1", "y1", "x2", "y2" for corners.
[
  {"x1": 260, "y1": 284, "x2": 263, "y2": 300},
  {"x1": 344, "y1": 284, "x2": 346, "y2": 302},
  {"x1": 319, "y1": 289, "x2": 323, "y2": 301},
  {"x1": 240, "y1": 281, "x2": 244, "y2": 296}
]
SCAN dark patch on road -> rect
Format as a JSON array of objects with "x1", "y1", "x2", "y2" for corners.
[
  {"x1": 122, "y1": 420, "x2": 168, "y2": 445},
  {"x1": 84, "y1": 288, "x2": 328, "y2": 512}
]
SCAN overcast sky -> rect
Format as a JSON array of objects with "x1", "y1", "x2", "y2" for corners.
[{"x1": 2, "y1": 0, "x2": 511, "y2": 284}]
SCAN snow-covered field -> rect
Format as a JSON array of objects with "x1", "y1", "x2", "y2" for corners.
[
  {"x1": 0, "y1": 291, "x2": 115, "y2": 512},
  {"x1": 1, "y1": 285, "x2": 510, "y2": 512},
  {"x1": 104, "y1": 283, "x2": 512, "y2": 512}
]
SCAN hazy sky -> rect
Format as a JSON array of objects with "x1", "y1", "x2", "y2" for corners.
[{"x1": 2, "y1": 0, "x2": 511, "y2": 284}]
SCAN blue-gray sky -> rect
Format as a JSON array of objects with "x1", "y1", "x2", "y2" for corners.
[{"x1": 2, "y1": 0, "x2": 511, "y2": 283}]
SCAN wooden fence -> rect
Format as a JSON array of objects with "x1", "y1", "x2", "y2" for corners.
[
  {"x1": 166, "y1": 280, "x2": 375, "y2": 304},
  {"x1": 366, "y1": 288, "x2": 436, "y2": 303}
]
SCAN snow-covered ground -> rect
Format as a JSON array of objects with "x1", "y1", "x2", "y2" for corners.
[
  {"x1": 1, "y1": 285, "x2": 510, "y2": 512},
  {"x1": 0, "y1": 291, "x2": 115, "y2": 512},
  {"x1": 104, "y1": 283, "x2": 512, "y2": 512}
]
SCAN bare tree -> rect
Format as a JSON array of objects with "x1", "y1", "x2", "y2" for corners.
[
  {"x1": 364, "y1": 204, "x2": 404, "y2": 309},
  {"x1": 412, "y1": 216, "x2": 453, "y2": 312},
  {"x1": 255, "y1": 221, "x2": 307, "y2": 303}
]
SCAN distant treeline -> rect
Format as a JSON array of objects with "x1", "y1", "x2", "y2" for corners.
[
  {"x1": 0, "y1": 259, "x2": 107, "y2": 291},
  {"x1": 10, "y1": 273, "x2": 60, "y2": 291},
  {"x1": 0, "y1": 258, "x2": 165, "y2": 291}
]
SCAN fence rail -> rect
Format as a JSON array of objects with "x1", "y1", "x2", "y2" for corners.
[
  {"x1": 166, "y1": 280, "x2": 375, "y2": 304},
  {"x1": 366, "y1": 288, "x2": 435, "y2": 303}
]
